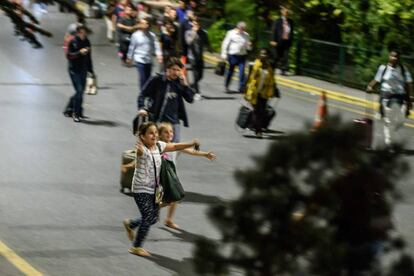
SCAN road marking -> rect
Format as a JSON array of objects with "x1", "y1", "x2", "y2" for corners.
[{"x1": 0, "y1": 240, "x2": 43, "y2": 276}]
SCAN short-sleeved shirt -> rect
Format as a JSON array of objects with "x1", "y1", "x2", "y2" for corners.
[
  {"x1": 374, "y1": 64, "x2": 413, "y2": 96},
  {"x1": 117, "y1": 17, "x2": 136, "y2": 37},
  {"x1": 132, "y1": 141, "x2": 167, "y2": 194}
]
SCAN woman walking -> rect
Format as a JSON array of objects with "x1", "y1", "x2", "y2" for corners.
[
  {"x1": 244, "y1": 48, "x2": 279, "y2": 137},
  {"x1": 123, "y1": 122, "x2": 200, "y2": 257}
]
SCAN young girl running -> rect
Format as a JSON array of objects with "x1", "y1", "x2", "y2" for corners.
[
  {"x1": 158, "y1": 122, "x2": 216, "y2": 229},
  {"x1": 123, "y1": 122, "x2": 200, "y2": 257}
]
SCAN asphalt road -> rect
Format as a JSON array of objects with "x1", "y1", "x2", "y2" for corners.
[{"x1": 1, "y1": 9, "x2": 414, "y2": 276}]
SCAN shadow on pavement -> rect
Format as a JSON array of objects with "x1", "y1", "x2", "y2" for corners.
[
  {"x1": 243, "y1": 133, "x2": 286, "y2": 140},
  {"x1": 182, "y1": 191, "x2": 225, "y2": 205},
  {"x1": 81, "y1": 119, "x2": 120, "y2": 127},
  {"x1": 201, "y1": 95, "x2": 237, "y2": 100},
  {"x1": 400, "y1": 149, "x2": 414, "y2": 156},
  {"x1": 225, "y1": 90, "x2": 242, "y2": 94},
  {"x1": 159, "y1": 227, "x2": 216, "y2": 244},
  {"x1": 264, "y1": 128, "x2": 285, "y2": 134},
  {"x1": 147, "y1": 254, "x2": 195, "y2": 276}
]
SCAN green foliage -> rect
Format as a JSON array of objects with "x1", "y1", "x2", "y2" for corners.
[
  {"x1": 194, "y1": 118, "x2": 414, "y2": 275},
  {"x1": 207, "y1": 19, "x2": 228, "y2": 53}
]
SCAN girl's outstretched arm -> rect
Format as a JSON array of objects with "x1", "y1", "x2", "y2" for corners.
[
  {"x1": 164, "y1": 139, "x2": 200, "y2": 152},
  {"x1": 182, "y1": 148, "x2": 216, "y2": 160}
]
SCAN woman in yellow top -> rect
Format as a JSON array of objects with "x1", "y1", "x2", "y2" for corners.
[{"x1": 244, "y1": 48, "x2": 278, "y2": 136}]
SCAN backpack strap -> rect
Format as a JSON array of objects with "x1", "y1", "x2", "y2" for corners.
[
  {"x1": 380, "y1": 64, "x2": 388, "y2": 84},
  {"x1": 400, "y1": 64, "x2": 407, "y2": 83},
  {"x1": 156, "y1": 142, "x2": 162, "y2": 154}
]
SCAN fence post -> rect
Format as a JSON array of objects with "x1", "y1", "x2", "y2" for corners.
[
  {"x1": 338, "y1": 44, "x2": 345, "y2": 85},
  {"x1": 295, "y1": 35, "x2": 302, "y2": 75}
]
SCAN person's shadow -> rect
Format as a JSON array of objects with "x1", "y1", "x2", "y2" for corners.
[
  {"x1": 81, "y1": 118, "x2": 120, "y2": 127},
  {"x1": 182, "y1": 191, "x2": 226, "y2": 205},
  {"x1": 148, "y1": 227, "x2": 218, "y2": 275},
  {"x1": 147, "y1": 254, "x2": 195, "y2": 276}
]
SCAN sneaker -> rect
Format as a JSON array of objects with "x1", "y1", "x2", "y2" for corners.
[
  {"x1": 194, "y1": 93, "x2": 202, "y2": 101},
  {"x1": 123, "y1": 219, "x2": 135, "y2": 241},
  {"x1": 128, "y1": 247, "x2": 151, "y2": 257},
  {"x1": 72, "y1": 115, "x2": 81, "y2": 123},
  {"x1": 63, "y1": 111, "x2": 72, "y2": 118}
]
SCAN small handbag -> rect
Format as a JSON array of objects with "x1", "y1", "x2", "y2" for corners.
[
  {"x1": 85, "y1": 72, "x2": 97, "y2": 95},
  {"x1": 215, "y1": 61, "x2": 226, "y2": 76},
  {"x1": 151, "y1": 148, "x2": 164, "y2": 204}
]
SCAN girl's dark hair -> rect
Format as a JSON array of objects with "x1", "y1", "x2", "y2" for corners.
[{"x1": 138, "y1": 122, "x2": 157, "y2": 137}]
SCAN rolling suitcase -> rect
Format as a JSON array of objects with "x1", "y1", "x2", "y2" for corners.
[
  {"x1": 353, "y1": 93, "x2": 374, "y2": 149},
  {"x1": 120, "y1": 115, "x2": 147, "y2": 195},
  {"x1": 120, "y1": 149, "x2": 136, "y2": 195}
]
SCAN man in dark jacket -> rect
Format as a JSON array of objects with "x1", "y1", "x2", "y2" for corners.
[
  {"x1": 270, "y1": 6, "x2": 294, "y2": 75},
  {"x1": 185, "y1": 18, "x2": 210, "y2": 98},
  {"x1": 63, "y1": 25, "x2": 94, "y2": 122},
  {"x1": 137, "y1": 57, "x2": 194, "y2": 142}
]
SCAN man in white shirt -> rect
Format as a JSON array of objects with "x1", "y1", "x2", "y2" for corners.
[
  {"x1": 221, "y1": 21, "x2": 251, "y2": 93},
  {"x1": 127, "y1": 18, "x2": 163, "y2": 91},
  {"x1": 367, "y1": 50, "x2": 413, "y2": 145}
]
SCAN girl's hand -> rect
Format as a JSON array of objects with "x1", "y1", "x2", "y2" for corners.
[
  {"x1": 192, "y1": 139, "x2": 200, "y2": 151},
  {"x1": 205, "y1": 151, "x2": 216, "y2": 161},
  {"x1": 136, "y1": 138, "x2": 145, "y2": 156}
]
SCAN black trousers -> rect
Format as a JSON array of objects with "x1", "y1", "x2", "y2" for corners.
[
  {"x1": 119, "y1": 39, "x2": 130, "y2": 62},
  {"x1": 274, "y1": 40, "x2": 291, "y2": 72},
  {"x1": 253, "y1": 96, "x2": 267, "y2": 133},
  {"x1": 190, "y1": 59, "x2": 204, "y2": 93}
]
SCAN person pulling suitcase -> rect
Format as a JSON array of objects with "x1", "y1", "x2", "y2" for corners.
[{"x1": 243, "y1": 48, "x2": 280, "y2": 137}]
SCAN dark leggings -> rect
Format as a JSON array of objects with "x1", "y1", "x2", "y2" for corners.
[
  {"x1": 254, "y1": 96, "x2": 267, "y2": 133},
  {"x1": 129, "y1": 193, "x2": 159, "y2": 247}
]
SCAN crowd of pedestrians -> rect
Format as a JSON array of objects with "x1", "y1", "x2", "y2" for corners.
[{"x1": 56, "y1": 0, "x2": 412, "y2": 258}]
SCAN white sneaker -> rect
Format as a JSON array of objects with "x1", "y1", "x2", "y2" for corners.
[{"x1": 194, "y1": 94, "x2": 202, "y2": 101}]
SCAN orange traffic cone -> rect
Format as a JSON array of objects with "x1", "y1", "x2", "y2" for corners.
[{"x1": 313, "y1": 92, "x2": 328, "y2": 129}]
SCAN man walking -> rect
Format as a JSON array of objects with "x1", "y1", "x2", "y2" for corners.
[
  {"x1": 63, "y1": 25, "x2": 94, "y2": 122},
  {"x1": 137, "y1": 58, "x2": 194, "y2": 142},
  {"x1": 185, "y1": 18, "x2": 210, "y2": 99},
  {"x1": 117, "y1": 5, "x2": 138, "y2": 66},
  {"x1": 270, "y1": 6, "x2": 294, "y2": 75},
  {"x1": 221, "y1": 21, "x2": 251, "y2": 93},
  {"x1": 367, "y1": 49, "x2": 412, "y2": 145},
  {"x1": 127, "y1": 18, "x2": 163, "y2": 91}
]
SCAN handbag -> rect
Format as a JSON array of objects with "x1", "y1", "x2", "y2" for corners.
[
  {"x1": 85, "y1": 72, "x2": 97, "y2": 95},
  {"x1": 160, "y1": 155, "x2": 185, "y2": 203},
  {"x1": 150, "y1": 146, "x2": 164, "y2": 204},
  {"x1": 236, "y1": 105, "x2": 253, "y2": 129},
  {"x1": 214, "y1": 61, "x2": 226, "y2": 76},
  {"x1": 155, "y1": 143, "x2": 185, "y2": 203}
]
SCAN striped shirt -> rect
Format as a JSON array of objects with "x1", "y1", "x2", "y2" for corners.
[{"x1": 131, "y1": 141, "x2": 167, "y2": 194}]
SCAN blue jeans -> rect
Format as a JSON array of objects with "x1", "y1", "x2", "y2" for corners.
[
  {"x1": 136, "y1": 63, "x2": 152, "y2": 91},
  {"x1": 66, "y1": 69, "x2": 87, "y2": 116},
  {"x1": 225, "y1": 55, "x2": 246, "y2": 92},
  {"x1": 172, "y1": 124, "x2": 180, "y2": 142}
]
